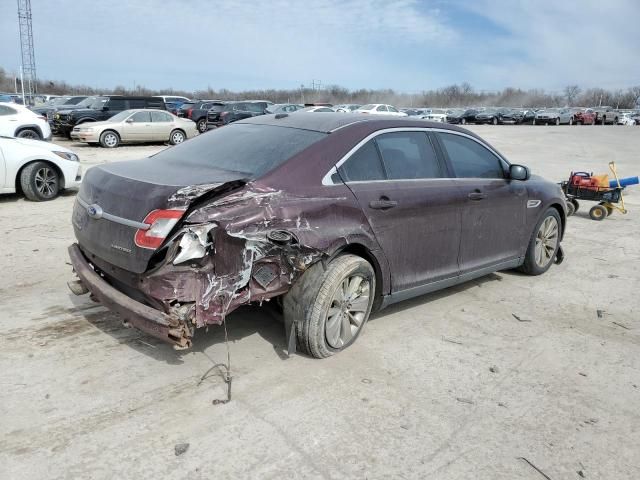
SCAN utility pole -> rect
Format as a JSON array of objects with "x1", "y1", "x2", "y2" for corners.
[{"x1": 17, "y1": 0, "x2": 37, "y2": 104}]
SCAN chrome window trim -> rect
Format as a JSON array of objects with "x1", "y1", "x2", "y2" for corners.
[{"x1": 321, "y1": 127, "x2": 510, "y2": 186}]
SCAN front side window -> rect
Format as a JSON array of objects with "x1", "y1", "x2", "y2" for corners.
[
  {"x1": 339, "y1": 140, "x2": 385, "y2": 182},
  {"x1": 376, "y1": 132, "x2": 443, "y2": 180},
  {"x1": 388, "y1": 106, "x2": 399, "y2": 113},
  {"x1": 437, "y1": 133, "x2": 505, "y2": 178},
  {"x1": 130, "y1": 111, "x2": 151, "y2": 122}
]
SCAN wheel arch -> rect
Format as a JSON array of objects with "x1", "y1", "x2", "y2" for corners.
[
  {"x1": 14, "y1": 124, "x2": 43, "y2": 139},
  {"x1": 328, "y1": 243, "x2": 386, "y2": 311},
  {"x1": 548, "y1": 202, "x2": 566, "y2": 240},
  {"x1": 15, "y1": 159, "x2": 65, "y2": 194}
]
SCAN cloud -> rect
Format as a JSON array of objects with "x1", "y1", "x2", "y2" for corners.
[{"x1": 0, "y1": 0, "x2": 637, "y2": 92}]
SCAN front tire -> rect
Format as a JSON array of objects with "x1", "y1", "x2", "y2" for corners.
[
  {"x1": 196, "y1": 119, "x2": 207, "y2": 133},
  {"x1": 20, "y1": 161, "x2": 60, "y2": 201},
  {"x1": 519, "y1": 208, "x2": 562, "y2": 275},
  {"x1": 99, "y1": 130, "x2": 120, "y2": 148},
  {"x1": 285, "y1": 254, "x2": 375, "y2": 359},
  {"x1": 492, "y1": 117, "x2": 498, "y2": 125},
  {"x1": 461, "y1": 118, "x2": 466, "y2": 125},
  {"x1": 555, "y1": 118, "x2": 560, "y2": 126}
]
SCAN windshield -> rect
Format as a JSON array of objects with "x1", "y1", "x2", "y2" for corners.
[
  {"x1": 150, "y1": 123, "x2": 327, "y2": 178},
  {"x1": 73, "y1": 97, "x2": 96, "y2": 108},
  {"x1": 108, "y1": 110, "x2": 136, "y2": 122},
  {"x1": 48, "y1": 96, "x2": 71, "y2": 106},
  {"x1": 89, "y1": 97, "x2": 108, "y2": 109}
]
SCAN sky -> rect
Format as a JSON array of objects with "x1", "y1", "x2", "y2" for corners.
[{"x1": 1, "y1": 0, "x2": 638, "y2": 93}]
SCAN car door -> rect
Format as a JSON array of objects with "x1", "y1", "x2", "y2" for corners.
[
  {"x1": 150, "y1": 111, "x2": 174, "y2": 141},
  {"x1": 435, "y1": 131, "x2": 527, "y2": 275},
  {"x1": 337, "y1": 130, "x2": 463, "y2": 294},
  {"x1": 120, "y1": 111, "x2": 152, "y2": 142},
  {"x1": 0, "y1": 140, "x2": 6, "y2": 188}
]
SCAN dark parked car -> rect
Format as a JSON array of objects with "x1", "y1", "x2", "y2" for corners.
[
  {"x1": 53, "y1": 96, "x2": 166, "y2": 137},
  {"x1": 178, "y1": 100, "x2": 227, "y2": 133},
  {"x1": 31, "y1": 96, "x2": 88, "y2": 120},
  {"x1": 447, "y1": 108, "x2": 479, "y2": 125},
  {"x1": 206, "y1": 101, "x2": 269, "y2": 129},
  {"x1": 68, "y1": 114, "x2": 566, "y2": 357}
]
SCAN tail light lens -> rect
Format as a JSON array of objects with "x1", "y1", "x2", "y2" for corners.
[
  {"x1": 134, "y1": 209, "x2": 185, "y2": 249},
  {"x1": 186, "y1": 108, "x2": 193, "y2": 118}
]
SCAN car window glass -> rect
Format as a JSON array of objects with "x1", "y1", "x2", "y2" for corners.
[
  {"x1": 388, "y1": 106, "x2": 399, "y2": 113},
  {"x1": 376, "y1": 105, "x2": 387, "y2": 112},
  {"x1": 130, "y1": 111, "x2": 151, "y2": 122},
  {"x1": 0, "y1": 105, "x2": 17, "y2": 116},
  {"x1": 438, "y1": 133, "x2": 504, "y2": 178},
  {"x1": 108, "y1": 99, "x2": 127, "y2": 110},
  {"x1": 376, "y1": 132, "x2": 443, "y2": 180},
  {"x1": 151, "y1": 111, "x2": 172, "y2": 122},
  {"x1": 338, "y1": 140, "x2": 385, "y2": 182}
]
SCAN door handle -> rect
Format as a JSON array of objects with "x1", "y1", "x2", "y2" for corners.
[
  {"x1": 369, "y1": 197, "x2": 398, "y2": 209},
  {"x1": 468, "y1": 191, "x2": 487, "y2": 201}
]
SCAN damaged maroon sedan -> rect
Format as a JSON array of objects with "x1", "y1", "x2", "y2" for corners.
[{"x1": 68, "y1": 114, "x2": 566, "y2": 358}]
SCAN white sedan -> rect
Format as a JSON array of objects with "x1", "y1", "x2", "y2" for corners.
[
  {"x1": 70, "y1": 109, "x2": 198, "y2": 148},
  {"x1": 353, "y1": 104, "x2": 408, "y2": 116},
  {"x1": 0, "y1": 135, "x2": 81, "y2": 201},
  {"x1": 0, "y1": 102, "x2": 52, "y2": 141},
  {"x1": 422, "y1": 108, "x2": 448, "y2": 122}
]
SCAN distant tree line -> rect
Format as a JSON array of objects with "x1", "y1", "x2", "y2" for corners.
[{"x1": 1, "y1": 67, "x2": 639, "y2": 109}]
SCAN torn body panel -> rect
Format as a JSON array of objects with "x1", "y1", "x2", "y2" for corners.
[{"x1": 71, "y1": 180, "x2": 386, "y2": 349}]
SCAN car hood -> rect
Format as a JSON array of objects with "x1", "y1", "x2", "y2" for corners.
[
  {"x1": 7, "y1": 136, "x2": 74, "y2": 154},
  {"x1": 73, "y1": 158, "x2": 248, "y2": 273}
]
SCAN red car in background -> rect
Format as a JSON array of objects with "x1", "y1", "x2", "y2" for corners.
[{"x1": 573, "y1": 108, "x2": 596, "y2": 125}]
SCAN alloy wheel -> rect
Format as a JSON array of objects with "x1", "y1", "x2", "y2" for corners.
[
  {"x1": 34, "y1": 167, "x2": 57, "y2": 198},
  {"x1": 325, "y1": 274, "x2": 370, "y2": 348},
  {"x1": 534, "y1": 216, "x2": 559, "y2": 268},
  {"x1": 172, "y1": 131, "x2": 185, "y2": 144},
  {"x1": 104, "y1": 133, "x2": 118, "y2": 147}
]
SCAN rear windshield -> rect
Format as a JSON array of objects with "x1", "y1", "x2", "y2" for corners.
[{"x1": 150, "y1": 123, "x2": 327, "y2": 178}]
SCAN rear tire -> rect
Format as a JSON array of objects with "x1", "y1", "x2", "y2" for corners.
[
  {"x1": 17, "y1": 128, "x2": 41, "y2": 140},
  {"x1": 20, "y1": 161, "x2": 60, "y2": 201},
  {"x1": 196, "y1": 119, "x2": 207, "y2": 133},
  {"x1": 519, "y1": 208, "x2": 562, "y2": 276},
  {"x1": 589, "y1": 205, "x2": 607, "y2": 221},
  {"x1": 284, "y1": 254, "x2": 375, "y2": 359},
  {"x1": 169, "y1": 129, "x2": 186, "y2": 145},
  {"x1": 99, "y1": 130, "x2": 120, "y2": 148},
  {"x1": 571, "y1": 199, "x2": 579, "y2": 213},
  {"x1": 492, "y1": 117, "x2": 498, "y2": 125},
  {"x1": 461, "y1": 118, "x2": 466, "y2": 125},
  {"x1": 555, "y1": 118, "x2": 560, "y2": 126},
  {"x1": 566, "y1": 201, "x2": 575, "y2": 216}
]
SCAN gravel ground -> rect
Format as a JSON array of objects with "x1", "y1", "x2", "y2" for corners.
[{"x1": 1, "y1": 126, "x2": 639, "y2": 480}]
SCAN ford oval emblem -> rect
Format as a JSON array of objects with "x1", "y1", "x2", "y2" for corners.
[{"x1": 87, "y1": 204, "x2": 103, "y2": 219}]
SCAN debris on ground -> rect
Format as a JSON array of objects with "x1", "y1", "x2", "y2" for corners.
[
  {"x1": 489, "y1": 366, "x2": 499, "y2": 373},
  {"x1": 442, "y1": 336, "x2": 463, "y2": 345},
  {"x1": 579, "y1": 372, "x2": 587, "y2": 377},
  {"x1": 596, "y1": 309, "x2": 604, "y2": 318},
  {"x1": 174, "y1": 443, "x2": 190, "y2": 456},
  {"x1": 512, "y1": 313, "x2": 532, "y2": 322},
  {"x1": 612, "y1": 321, "x2": 630, "y2": 330},
  {"x1": 456, "y1": 397, "x2": 475, "y2": 405},
  {"x1": 517, "y1": 457, "x2": 553, "y2": 479}
]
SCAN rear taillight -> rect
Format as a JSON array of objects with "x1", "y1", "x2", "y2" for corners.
[
  {"x1": 186, "y1": 108, "x2": 193, "y2": 118},
  {"x1": 134, "y1": 209, "x2": 185, "y2": 249}
]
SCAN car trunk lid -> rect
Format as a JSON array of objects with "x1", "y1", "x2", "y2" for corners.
[{"x1": 73, "y1": 157, "x2": 247, "y2": 273}]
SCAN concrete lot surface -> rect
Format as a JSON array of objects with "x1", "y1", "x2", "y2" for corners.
[{"x1": 1, "y1": 126, "x2": 639, "y2": 479}]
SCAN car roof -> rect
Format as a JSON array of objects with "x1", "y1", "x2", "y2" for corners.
[{"x1": 237, "y1": 112, "x2": 478, "y2": 135}]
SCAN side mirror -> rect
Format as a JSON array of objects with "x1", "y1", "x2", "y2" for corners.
[
  {"x1": 102, "y1": 106, "x2": 109, "y2": 111},
  {"x1": 510, "y1": 164, "x2": 530, "y2": 181},
  {"x1": 125, "y1": 118, "x2": 134, "y2": 123}
]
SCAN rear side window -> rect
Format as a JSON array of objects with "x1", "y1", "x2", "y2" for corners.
[
  {"x1": 108, "y1": 98, "x2": 126, "y2": 110},
  {"x1": 151, "y1": 111, "x2": 172, "y2": 122},
  {"x1": 339, "y1": 140, "x2": 385, "y2": 182},
  {"x1": 438, "y1": 133, "x2": 504, "y2": 178},
  {"x1": 145, "y1": 99, "x2": 165, "y2": 109},
  {"x1": 376, "y1": 105, "x2": 387, "y2": 112},
  {"x1": 376, "y1": 132, "x2": 443, "y2": 180},
  {"x1": 0, "y1": 105, "x2": 17, "y2": 116}
]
